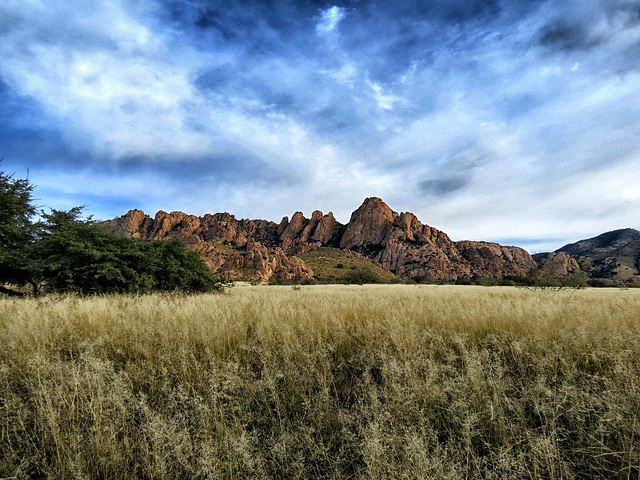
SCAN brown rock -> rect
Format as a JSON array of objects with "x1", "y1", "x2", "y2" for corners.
[
  {"x1": 539, "y1": 251, "x2": 581, "y2": 276},
  {"x1": 280, "y1": 212, "x2": 307, "y2": 241},
  {"x1": 100, "y1": 198, "x2": 542, "y2": 282},
  {"x1": 277, "y1": 216, "x2": 289, "y2": 236},
  {"x1": 340, "y1": 197, "x2": 397, "y2": 249},
  {"x1": 100, "y1": 209, "x2": 154, "y2": 238},
  {"x1": 299, "y1": 210, "x2": 323, "y2": 243},
  {"x1": 311, "y1": 212, "x2": 338, "y2": 244},
  {"x1": 236, "y1": 239, "x2": 315, "y2": 282},
  {"x1": 456, "y1": 241, "x2": 537, "y2": 277}
]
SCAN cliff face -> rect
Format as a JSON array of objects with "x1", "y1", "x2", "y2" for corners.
[
  {"x1": 533, "y1": 252, "x2": 581, "y2": 276},
  {"x1": 101, "y1": 197, "x2": 538, "y2": 282},
  {"x1": 338, "y1": 197, "x2": 535, "y2": 280},
  {"x1": 100, "y1": 209, "x2": 315, "y2": 282},
  {"x1": 455, "y1": 241, "x2": 538, "y2": 278}
]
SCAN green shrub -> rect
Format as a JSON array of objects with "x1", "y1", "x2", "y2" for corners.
[{"x1": 342, "y1": 268, "x2": 384, "y2": 284}]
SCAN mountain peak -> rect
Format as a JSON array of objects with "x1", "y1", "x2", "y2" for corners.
[{"x1": 340, "y1": 197, "x2": 396, "y2": 249}]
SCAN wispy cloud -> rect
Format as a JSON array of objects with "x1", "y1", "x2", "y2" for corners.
[{"x1": 316, "y1": 6, "x2": 346, "y2": 35}]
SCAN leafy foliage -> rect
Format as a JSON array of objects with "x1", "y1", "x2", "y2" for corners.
[
  {"x1": 0, "y1": 163, "x2": 36, "y2": 285},
  {"x1": 453, "y1": 271, "x2": 588, "y2": 289},
  {"x1": 0, "y1": 166, "x2": 222, "y2": 295},
  {"x1": 29, "y1": 208, "x2": 223, "y2": 294},
  {"x1": 342, "y1": 268, "x2": 387, "y2": 284}
]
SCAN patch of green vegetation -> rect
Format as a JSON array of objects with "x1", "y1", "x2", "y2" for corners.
[
  {"x1": 298, "y1": 247, "x2": 401, "y2": 284},
  {"x1": 1, "y1": 163, "x2": 224, "y2": 295},
  {"x1": 209, "y1": 241, "x2": 241, "y2": 255},
  {"x1": 610, "y1": 264, "x2": 637, "y2": 281}
]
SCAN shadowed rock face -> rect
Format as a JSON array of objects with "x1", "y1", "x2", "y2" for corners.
[
  {"x1": 455, "y1": 241, "x2": 538, "y2": 278},
  {"x1": 100, "y1": 208, "x2": 332, "y2": 282},
  {"x1": 101, "y1": 197, "x2": 539, "y2": 282},
  {"x1": 340, "y1": 197, "x2": 396, "y2": 249}
]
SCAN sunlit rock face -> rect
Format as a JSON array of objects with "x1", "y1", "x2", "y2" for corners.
[
  {"x1": 339, "y1": 198, "x2": 536, "y2": 281},
  {"x1": 101, "y1": 197, "x2": 540, "y2": 282}
]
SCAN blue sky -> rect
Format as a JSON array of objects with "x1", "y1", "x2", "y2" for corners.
[{"x1": 1, "y1": 0, "x2": 639, "y2": 252}]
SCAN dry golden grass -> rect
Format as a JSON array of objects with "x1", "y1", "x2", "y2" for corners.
[{"x1": 1, "y1": 285, "x2": 639, "y2": 479}]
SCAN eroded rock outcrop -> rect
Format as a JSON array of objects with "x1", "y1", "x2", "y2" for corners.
[
  {"x1": 101, "y1": 197, "x2": 541, "y2": 282},
  {"x1": 101, "y1": 210, "x2": 314, "y2": 282},
  {"x1": 538, "y1": 251, "x2": 581, "y2": 276},
  {"x1": 456, "y1": 241, "x2": 538, "y2": 278},
  {"x1": 340, "y1": 197, "x2": 396, "y2": 249},
  {"x1": 279, "y1": 210, "x2": 342, "y2": 254},
  {"x1": 336, "y1": 197, "x2": 537, "y2": 281}
]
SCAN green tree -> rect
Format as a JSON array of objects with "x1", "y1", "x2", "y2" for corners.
[
  {"x1": 0, "y1": 163, "x2": 36, "y2": 294},
  {"x1": 30, "y1": 208, "x2": 224, "y2": 294},
  {"x1": 29, "y1": 208, "x2": 145, "y2": 294},
  {"x1": 342, "y1": 268, "x2": 384, "y2": 284},
  {"x1": 518, "y1": 269, "x2": 588, "y2": 291},
  {"x1": 1, "y1": 164, "x2": 224, "y2": 295},
  {"x1": 146, "y1": 239, "x2": 221, "y2": 292}
]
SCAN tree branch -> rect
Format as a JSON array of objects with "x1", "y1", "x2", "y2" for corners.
[{"x1": 0, "y1": 285, "x2": 25, "y2": 297}]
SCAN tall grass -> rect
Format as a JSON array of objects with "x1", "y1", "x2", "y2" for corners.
[{"x1": 1, "y1": 285, "x2": 639, "y2": 479}]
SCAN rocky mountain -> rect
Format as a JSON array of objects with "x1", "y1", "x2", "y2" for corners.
[
  {"x1": 101, "y1": 197, "x2": 537, "y2": 282},
  {"x1": 338, "y1": 197, "x2": 536, "y2": 280},
  {"x1": 552, "y1": 228, "x2": 640, "y2": 282}
]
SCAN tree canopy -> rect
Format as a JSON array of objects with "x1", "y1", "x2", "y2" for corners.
[
  {"x1": 0, "y1": 165, "x2": 36, "y2": 287},
  {"x1": 0, "y1": 164, "x2": 223, "y2": 295}
]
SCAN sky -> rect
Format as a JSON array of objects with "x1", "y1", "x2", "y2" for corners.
[{"x1": 1, "y1": 0, "x2": 640, "y2": 253}]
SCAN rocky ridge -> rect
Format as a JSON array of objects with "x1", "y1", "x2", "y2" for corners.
[{"x1": 101, "y1": 197, "x2": 538, "y2": 282}]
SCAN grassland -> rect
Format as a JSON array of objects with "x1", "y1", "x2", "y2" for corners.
[{"x1": 1, "y1": 285, "x2": 639, "y2": 479}]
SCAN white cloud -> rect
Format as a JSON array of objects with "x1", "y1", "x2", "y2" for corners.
[
  {"x1": 327, "y1": 63, "x2": 358, "y2": 87},
  {"x1": 366, "y1": 77, "x2": 407, "y2": 110},
  {"x1": 0, "y1": 0, "x2": 217, "y2": 159},
  {"x1": 316, "y1": 6, "x2": 346, "y2": 35}
]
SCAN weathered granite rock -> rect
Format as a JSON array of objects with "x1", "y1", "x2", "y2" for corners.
[
  {"x1": 456, "y1": 241, "x2": 538, "y2": 277},
  {"x1": 539, "y1": 251, "x2": 581, "y2": 276},
  {"x1": 340, "y1": 197, "x2": 396, "y2": 249},
  {"x1": 101, "y1": 210, "x2": 313, "y2": 281},
  {"x1": 312, "y1": 212, "x2": 338, "y2": 244},
  {"x1": 101, "y1": 197, "x2": 542, "y2": 282}
]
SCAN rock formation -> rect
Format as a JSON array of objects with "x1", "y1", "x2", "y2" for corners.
[
  {"x1": 535, "y1": 252, "x2": 581, "y2": 276},
  {"x1": 337, "y1": 197, "x2": 535, "y2": 280},
  {"x1": 100, "y1": 210, "x2": 310, "y2": 282},
  {"x1": 456, "y1": 241, "x2": 538, "y2": 278},
  {"x1": 340, "y1": 197, "x2": 396, "y2": 249},
  {"x1": 101, "y1": 197, "x2": 541, "y2": 282}
]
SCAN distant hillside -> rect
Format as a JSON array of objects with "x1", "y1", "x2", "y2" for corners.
[{"x1": 555, "y1": 228, "x2": 640, "y2": 282}]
